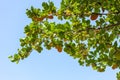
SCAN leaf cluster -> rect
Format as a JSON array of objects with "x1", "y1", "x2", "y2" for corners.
[{"x1": 9, "y1": 0, "x2": 120, "y2": 79}]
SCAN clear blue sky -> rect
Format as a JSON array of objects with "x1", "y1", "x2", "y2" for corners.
[{"x1": 0, "y1": 0, "x2": 119, "y2": 80}]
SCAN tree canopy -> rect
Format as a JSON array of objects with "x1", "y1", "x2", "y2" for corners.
[{"x1": 9, "y1": 0, "x2": 120, "y2": 79}]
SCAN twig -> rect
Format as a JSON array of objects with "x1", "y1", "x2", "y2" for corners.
[{"x1": 78, "y1": 21, "x2": 120, "y2": 32}]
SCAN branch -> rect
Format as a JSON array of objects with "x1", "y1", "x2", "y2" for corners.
[
  {"x1": 78, "y1": 21, "x2": 120, "y2": 32},
  {"x1": 92, "y1": 11, "x2": 120, "y2": 16}
]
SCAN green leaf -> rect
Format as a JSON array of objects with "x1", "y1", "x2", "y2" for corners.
[{"x1": 42, "y1": 2, "x2": 49, "y2": 10}]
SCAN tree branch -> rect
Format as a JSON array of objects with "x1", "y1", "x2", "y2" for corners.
[
  {"x1": 92, "y1": 11, "x2": 120, "y2": 16},
  {"x1": 78, "y1": 21, "x2": 120, "y2": 32}
]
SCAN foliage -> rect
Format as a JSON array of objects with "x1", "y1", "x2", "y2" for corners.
[{"x1": 9, "y1": 0, "x2": 120, "y2": 79}]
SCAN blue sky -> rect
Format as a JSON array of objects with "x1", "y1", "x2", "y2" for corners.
[{"x1": 0, "y1": 0, "x2": 119, "y2": 80}]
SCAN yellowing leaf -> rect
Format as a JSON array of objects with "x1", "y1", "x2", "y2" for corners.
[{"x1": 112, "y1": 64, "x2": 118, "y2": 70}]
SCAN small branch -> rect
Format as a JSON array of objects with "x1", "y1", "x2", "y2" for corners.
[
  {"x1": 91, "y1": 13, "x2": 108, "y2": 15},
  {"x1": 92, "y1": 11, "x2": 120, "y2": 16},
  {"x1": 77, "y1": 21, "x2": 120, "y2": 32}
]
